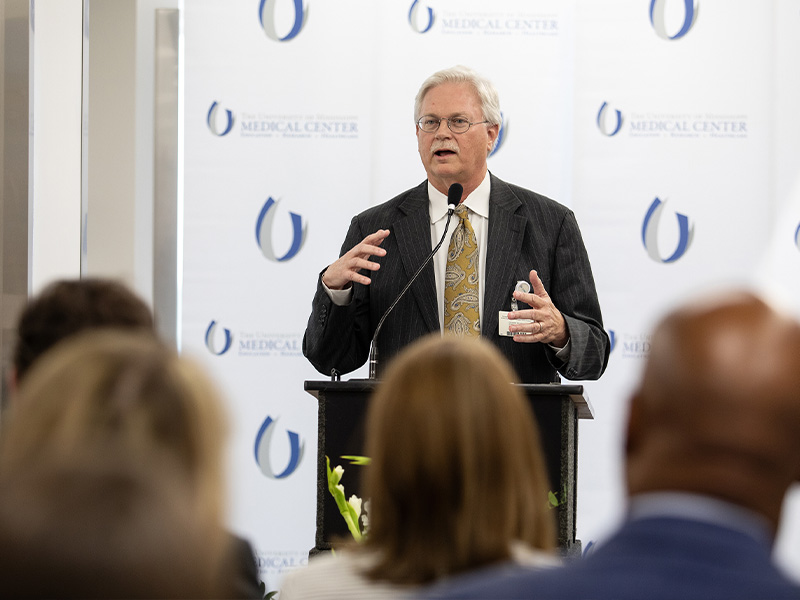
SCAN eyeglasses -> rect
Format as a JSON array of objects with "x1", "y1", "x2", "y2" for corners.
[{"x1": 416, "y1": 115, "x2": 490, "y2": 134}]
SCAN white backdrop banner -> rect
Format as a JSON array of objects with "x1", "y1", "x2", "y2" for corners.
[{"x1": 182, "y1": 0, "x2": 800, "y2": 590}]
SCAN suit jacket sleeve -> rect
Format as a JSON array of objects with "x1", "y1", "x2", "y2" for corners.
[
  {"x1": 544, "y1": 208, "x2": 609, "y2": 380},
  {"x1": 302, "y1": 214, "x2": 373, "y2": 376},
  {"x1": 485, "y1": 176, "x2": 609, "y2": 383}
]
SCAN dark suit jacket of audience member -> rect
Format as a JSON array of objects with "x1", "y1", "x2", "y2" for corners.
[
  {"x1": 304, "y1": 173, "x2": 609, "y2": 383},
  {"x1": 425, "y1": 516, "x2": 800, "y2": 600}
]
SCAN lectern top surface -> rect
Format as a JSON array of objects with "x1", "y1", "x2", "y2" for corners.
[{"x1": 303, "y1": 380, "x2": 593, "y2": 419}]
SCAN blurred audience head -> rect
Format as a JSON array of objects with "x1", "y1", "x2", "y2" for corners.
[
  {"x1": 0, "y1": 450, "x2": 232, "y2": 599},
  {"x1": 2, "y1": 330, "x2": 228, "y2": 530},
  {"x1": 625, "y1": 291, "x2": 800, "y2": 532},
  {"x1": 363, "y1": 334, "x2": 555, "y2": 584},
  {"x1": 11, "y1": 277, "x2": 154, "y2": 386}
]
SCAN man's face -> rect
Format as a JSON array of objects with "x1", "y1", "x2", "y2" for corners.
[{"x1": 416, "y1": 82, "x2": 498, "y2": 195}]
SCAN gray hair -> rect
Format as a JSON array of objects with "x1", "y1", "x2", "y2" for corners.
[{"x1": 414, "y1": 65, "x2": 502, "y2": 125}]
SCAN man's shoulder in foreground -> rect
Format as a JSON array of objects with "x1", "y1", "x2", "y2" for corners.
[{"x1": 422, "y1": 517, "x2": 800, "y2": 600}]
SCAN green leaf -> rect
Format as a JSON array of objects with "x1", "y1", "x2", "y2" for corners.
[{"x1": 340, "y1": 455, "x2": 371, "y2": 466}]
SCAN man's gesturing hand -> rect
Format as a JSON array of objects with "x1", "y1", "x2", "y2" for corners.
[
  {"x1": 322, "y1": 229, "x2": 391, "y2": 290},
  {"x1": 507, "y1": 269, "x2": 568, "y2": 347}
]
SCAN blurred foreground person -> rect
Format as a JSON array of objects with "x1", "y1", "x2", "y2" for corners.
[
  {"x1": 7, "y1": 278, "x2": 260, "y2": 597},
  {"x1": 0, "y1": 330, "x2": 255, "y2": 598},
  {"x1": 281, "y1": 334, "x2": 558, "y2": 599},
  {"x1": 0, "y1": 450, "x2": 230, "y2": 599},
  {"x1": 428, "y1": 291, "x2": 800, "y2": 599}
]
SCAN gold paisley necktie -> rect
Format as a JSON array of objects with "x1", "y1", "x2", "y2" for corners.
[{"x1": 444, "y1": 204, "x2": 480, "y2": 336}]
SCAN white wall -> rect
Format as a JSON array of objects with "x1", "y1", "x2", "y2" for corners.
[{"x1": 30, "y1": 0, "x2": 83, "y2": 293}]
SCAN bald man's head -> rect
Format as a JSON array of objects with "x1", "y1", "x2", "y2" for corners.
[{"x1": 626, "y1": 292, "x2": 800, "y2": 532}]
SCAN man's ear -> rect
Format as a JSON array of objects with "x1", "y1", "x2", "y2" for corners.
[{"x1": 486, "y1": 124, "x2": 500, "y2": 155}]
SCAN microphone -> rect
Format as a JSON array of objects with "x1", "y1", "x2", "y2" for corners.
[{"x1": 368, "y1": 182, "x2": 463, "y2": 379}]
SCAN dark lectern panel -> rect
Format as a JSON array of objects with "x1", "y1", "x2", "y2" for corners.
[{"x1": 306, "y1": 380, "x2": 591, "y2": 555}]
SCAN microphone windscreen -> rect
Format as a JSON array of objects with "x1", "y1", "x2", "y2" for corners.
[{"x1": 447, "y1": 183, "x2": 464, "y2": 205}]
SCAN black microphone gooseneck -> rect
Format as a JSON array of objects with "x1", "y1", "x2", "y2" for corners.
[{"x1": 367, "y1": 182, "x2": 463, "y2": 379}]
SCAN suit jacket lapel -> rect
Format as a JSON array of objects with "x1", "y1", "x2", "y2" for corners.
[
  {"x1": 393, "y1": 182, "x2": 440, "y2": 333},
  {"x1": 484, "y1": 174, "x2": 527, "y2": 338}
]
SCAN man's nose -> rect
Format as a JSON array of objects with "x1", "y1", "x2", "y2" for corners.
[{"x1": 434, "y1": 118, "x2": 452, "y2": 136}]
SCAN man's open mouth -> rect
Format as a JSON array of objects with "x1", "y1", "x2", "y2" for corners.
[{"x1": 434, "y1": 149, "x2": 456, "y2": 157}]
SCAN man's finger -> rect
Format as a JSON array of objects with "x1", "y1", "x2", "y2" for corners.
[
  {"x1": 363, "y1": 229, "x2": 390, "y2": 246},
  {"x1": 529, "y1": 269, "x2": 548, "y2": 297},
  {"x1": 353, "y1": 230, "x2": 390, "y2": 259},
  {"x1": 353, "y1": 257, "x2": 381, "y2": 272},
  {"x1": 352, "y1": 244, "x2": 386, "y2": 260}
]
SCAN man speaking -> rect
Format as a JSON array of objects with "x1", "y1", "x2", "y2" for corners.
[{"x1": 303, "y1": 65, "x2": 608, "y2": 383}]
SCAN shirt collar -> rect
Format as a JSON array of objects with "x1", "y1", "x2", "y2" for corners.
[
  {"x1": 428, "y1": 171, "x2": 491, "y2": 224},
  {"x1": 628, "y1": 491, "x2": 773, "y2": 546}
]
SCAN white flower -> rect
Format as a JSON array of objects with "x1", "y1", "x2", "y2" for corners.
[
  {"x1": 331, "y1": 465, "x2": 344, "y2": 485},
  {"x1": 348, "y1": 495, "x2": 362, "y2": 519},
  {"x1": 361, "y1": 499, "x2": 370, "y2": 531}
]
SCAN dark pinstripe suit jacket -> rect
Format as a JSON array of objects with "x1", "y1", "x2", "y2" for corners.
[{"x1": 303, "y1": 174, "x2": 609, "y2": 382}]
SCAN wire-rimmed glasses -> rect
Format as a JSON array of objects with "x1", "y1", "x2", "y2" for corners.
[{"x1": 416, "y1": 115, "x2": 490, "y2": 134}]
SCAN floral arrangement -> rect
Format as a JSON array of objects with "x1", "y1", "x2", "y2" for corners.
[
  {"x1": 326, "y1": 455, "x2": 370, "y2": 541},
  {"x1": 327, "y1": 454, "x2": 565, "y2": 543}
]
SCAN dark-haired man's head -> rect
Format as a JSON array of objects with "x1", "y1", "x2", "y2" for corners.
[{"x1": 11, "y1": 278, "x2": 154, "y2": 386}]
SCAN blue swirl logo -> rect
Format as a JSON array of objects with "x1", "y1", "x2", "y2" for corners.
[
  {"x1": 254, "y1": 416, "x2": 305, "y2": 479},
  {"x1": 408, "y1": 0, "x2": 435, "y2": 33},
  {"x1": 489, "y1": 112, "x2": 508, "y2": 157},
  {"x1": 256, "y1": 197, "x2": 308, "y2": 262},
  {"x1": 795, "y1": 222, "x2": 800, "y2": 251},
  {"x1": 597, "y1": 102, "x2": 623, "y2": 137},
  {"x1": 649, "y1": 0, "x2": 699, "y2": 40},
  {"x1": 207, "y1": 101, "x2": 235, "y2": 137},
  {"x1": 608, "y1": 329, "x2": 617, "y2": 354},
  {"x1": 641, "y1": 197, "x2": 694, "y2": 263},
  {"x1": 259, "y1": 0, "x2": 308, "y2": 42},
  {"x1": 205, "y1": 321, "x2": 233, "y2": 355}
]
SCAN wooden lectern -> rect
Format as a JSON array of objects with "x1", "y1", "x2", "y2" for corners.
[{"x1": 304, "y1": 379, "x2": 593, "y2": 555}]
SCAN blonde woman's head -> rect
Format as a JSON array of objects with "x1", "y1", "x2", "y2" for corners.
[{"x1": 1, "y1": 330, "x2": 228, "y2": 528}]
